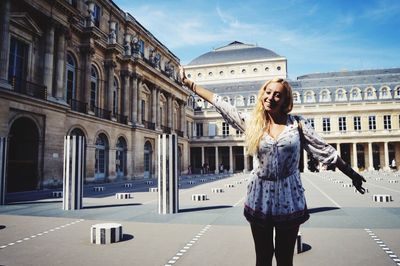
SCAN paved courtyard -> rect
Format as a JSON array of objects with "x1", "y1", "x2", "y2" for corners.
[{"x1": 1, "y1": 171, "x2": 400, "y2": 266}]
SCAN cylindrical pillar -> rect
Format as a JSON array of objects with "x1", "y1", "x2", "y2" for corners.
[
  {"x1": 181, "y1": 103, "x2": 186, "y2": 135},
  {"x1": 368, "y1": 142, "x2": 374, "y2": 170},
  {"x1": 0, "y1": 0, "x2": 11, "y2": 84},
  {"x1": 229, "y1": 146, "x2": 233, "y2": 173},
  {"x1": 106, "y1": 60, "x2": 115, "y2": 114},
  {"x1": 384, "y1": 142, "x2": 390, "y2": 171},
  {"x1": 0, "y1": 137, "x2": 8, "y2": 205},
  {"x1": 122, "y1": 73, "x2": 129, "y2": 120},
  {"x1": 55, "y1": 29, "x2": 66, "y2": 99},
  {"x1": 158, "y1": 134, "x2": 179, "y2": 214},
  {"x1": 137, "y1": 81, "x2": 142, "y2": 124},
  {"x1": 244, "y1": 149, "x2": 248, "y2": 173},
  {"x1": 44, "y1": 23, "x2": 55, "y2": 97},
  {"x1": 63, "y1": 136, "x2": 85, "y2": 210},
  {"x1": 352, "y1": 142, "x2": 358, "y2": 171},
  {"x1": 303, "y1": 149, "x2": 309, "y2": 172},
  {"x1": 152, "y1": 87, "x2": 157, "y2": 124},
  {"x1": 215, "y1": 146, "x2": 219, "y2": 174},
  {"x1": 167, "y1": 96, "x2": 173, "y2": 128}
]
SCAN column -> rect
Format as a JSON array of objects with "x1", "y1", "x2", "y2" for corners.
[
  {"x1": 181, "y1": 102, "x2": 186, "y2": 136},
  {"x1": 167, "y1": 96, "x2": 173, "y2": 129},
  {"x1": 152, "y1": 87, "x2": 157, "y2": 124},
  {"x1": 44, "y1": 23, "x2": 55, "y2": 98},
  {"x1": 201, "y1": 147, "x2": 205, "y2": 168},
  {"x1": 137, "y1": 80, "x2": 142, "y2": 124},
  {"x1": 156, "y1": 89, "x2": 161, "y2": 129},
  {"x1": 131, "y1": 73, "x2": 138, "y2": 124},
  {"x1": 303, "y1": 149, "x2": 309, "y2": 172},
  {"x1": 0, "y1": 0, "x2": 11, "y2": 88},
  {"x1": 122, "y1": 72, "x2": 129, "y2": 122},
  {"x1": 384, "y1": 142, "x2": 390, "y2": 171},
  {"x1": 244, "y1": 150, "x2": 248, "y2": 173},
  {"x1": 105, "y1": 60, "x2": 115, "y2": 114},
  {"x1": 82, "y1": 46, "x2": 93, "y2": 111},
  {"x1": 55, "y1": 29, "x2": 66, "y2": 100},
  {"x1": 336, "y1": 143, "x2": 341, "y2": 157},
  {"x1": 368, "y1": 142, "x2": 374, "y2": 170},
  {"x1": 229, "y1": 146, "x2": 233, "y2": 173},
  {"x1": 352, "y1": 142, "x2": 358, "y2": 171},
  {"x1": 215, "y1": 146, "x2": 219, "y2": 174}
]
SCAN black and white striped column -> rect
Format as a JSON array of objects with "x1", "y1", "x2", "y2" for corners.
[
  {"x1": 158, "y1": 134, "x2": 179, "y2": 214},
  {"x1": 0, "y1": 137, "x2": 7, "y2": 205},
  {"x1": 63, "y1": 135, "x2": 85, "y2": 210}
]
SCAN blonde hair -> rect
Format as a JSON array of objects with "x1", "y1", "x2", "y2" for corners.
[{"x1": 245, "y1": 78, "x2": 293, "y2": 155}]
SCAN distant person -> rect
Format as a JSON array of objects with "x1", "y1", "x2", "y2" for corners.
[
  {"x1": 219, "y1": 163, "x2": 224, "y2": 173},
  {"x1": 188, "y1": 165, "x2": 192, "y2": 174},
  {"x1": 391, "y1": 159, "x2": 396, "y2": 170},
  {"x1": 180, "y1": 67, "x2": 366, "y2": 266}
]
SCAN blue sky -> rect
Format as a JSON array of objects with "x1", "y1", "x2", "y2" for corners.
[{"x1": 114, "y1": 0, "x2": 400, "y2": 79}]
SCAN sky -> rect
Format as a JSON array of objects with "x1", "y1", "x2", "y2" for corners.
[{"x1": 113, "y1": 0, "x2": 400, "y2": 79}]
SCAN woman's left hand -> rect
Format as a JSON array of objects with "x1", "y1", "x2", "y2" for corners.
[{"x1": 352, "y1": 173, "x2": 367, "y2": 194}]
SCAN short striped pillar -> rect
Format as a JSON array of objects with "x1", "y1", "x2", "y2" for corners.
[
  {"x1": 158, "y1": 134, "x2": 179, "y2": 214},
  {"x1": 225, "y1": 184, "x2": 234, "y2": 188},
  {"x1": 192, "y1": 194, "x2": 207, "y2": 201},
  {"x1": 297, "y1": 232, "x2": 303, "y2": 253},
  {"x1": 63, "y1": 136, "x2": 85, "y2": 210},
  {"x1": 91, "y1": 223, "x2": 123, "y2": 245},
  {"x1": 52, "y1": 191, "x2": 63, "y2": 198},
  {"x1": 0, "y1": 137, "x2": 8, "y2": 205},
  {"x1": 93, "y1": 186, "x2": 105, "y2": 192},
  {"x1": 373, "y1": 194, "x2": 393, "y2": 202},
  {"x1": 211, "y1": 188, "x2": 224, "y2": 193},
  {"x1": 115, "y1": 192, "x2": 134, "y2": 199}
]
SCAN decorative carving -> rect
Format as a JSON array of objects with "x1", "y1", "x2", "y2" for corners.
[
  {"x1": 149, "y1": 49, "x2": 161, "y2": 68},
  {"x1": 108, "y1": 21, "x2": 117, "y2": 44},
  {"x1": 123, "y1": 34, "x2": 131, "y2": 56},
  {"x1": 164, "y1": 60, "x2": 174, "y2": 77}
]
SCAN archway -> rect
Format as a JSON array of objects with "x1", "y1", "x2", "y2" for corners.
[
  {"x1": 116, "y1": 137, "x2": 127, "y2": 178},
  {"x1": 7, "y1": 117, "x2": 39, "y2": 192},
  {"x1": 144, "y1": 141, "x2": 152, "y2": 178},
  {"x1": 95, "y1": 133, "x2": 109, "y2": 180}
]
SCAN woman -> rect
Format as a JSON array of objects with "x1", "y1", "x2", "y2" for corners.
[{"x1": 179, "y1": 67, "x2": 366, "y2": 266}]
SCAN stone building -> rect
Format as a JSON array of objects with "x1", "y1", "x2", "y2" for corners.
[
  {"x1": 0, "y1": 0, "x2": 191, "y2": 193},
  {"x1": 184, "y1": 41, "x2": 400, "y2": 173}
]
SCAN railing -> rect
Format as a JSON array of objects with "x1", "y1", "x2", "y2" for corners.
[
  {"x1": 161, "y1": 125, "x2": 171, "y2": 134},
  {"x1": 143, "y1": 120, "x2": 155, "y2": 130},
  {"x1": 93, "y1": 106, "x2": 111, "y2": 120},
  {"x1": 6, "y1": 76, "x2": 47, "y2": 100},
  {"x1": 69, "y1": 99, "x2": 87, "y2": 114},
  {"x1": 176, "y1": 130, "x2": 184, "y2": 137},
  {"x1": 115, "y1": 113, "x2": 128, "y2": 124}
]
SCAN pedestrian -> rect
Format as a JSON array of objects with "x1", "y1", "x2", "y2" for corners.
[
  {"x1": 219, "y1": 163, "x2": 224, "y2": 173},
  {"x1": 179, "y1": 67, "x2": 366, "y2": 266}
]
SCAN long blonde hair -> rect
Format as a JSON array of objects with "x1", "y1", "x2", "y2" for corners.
[{"x1": 245, "y1": 78, "x2": 293, "y2": 155}]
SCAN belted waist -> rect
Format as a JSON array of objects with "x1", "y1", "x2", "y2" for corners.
[{"x1": 253, "y1": 169, "x2": 300, "y2": 181}]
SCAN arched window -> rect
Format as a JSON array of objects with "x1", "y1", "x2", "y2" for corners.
[
  {"x1": 65, "y1": 53, "x2": 76, "y2": 104},
  {"x1": 293, "y1": 92, "x2": 301, "y2": 103},
  {"x1": 90, "y1": 66, "x2": 99, "y2": 110},
  {"x1": 365, "y1": 87, "x2": 376, "y2": 100},
  {"x1": 350, "y1": 88, "x2": 362, "y2": 101},
  {"x1": 379, "y1": 86, "x2": 391, "y2": 99},
  {"x1": 336, "y1": 89, "x2": 347, "y2": 102},
  {"x1": 113, "y1": 77, "x2": 119, "y2": 115},
  {"x1": 222, "y1": 96, "x2": 230, "y2": 103},
  {"x1": 144, "y1": 141, "x2": 152, "y2": 178},
  {"x1": 249, "y1": 95, "x2": 256, "y2": 105},
  {"x1": 304, "y1": 91, "x2": 315, "y2": 103},
  {"x1": 235, "y1": 95, "x2": 244, "y2": 106},
  {"x1": 116, "y1": 137, "x2": 127, "y2": 177},
  {"x1": 319, "y1": 90, "x2": 331, "y2": 102},
  {"x1": 95, "y1": 133, "x2": 109, "y2": 179},
  {"x1": 395, "y1": 87, "x2": 400, "y2": 99}
]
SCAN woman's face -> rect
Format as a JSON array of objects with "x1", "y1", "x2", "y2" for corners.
[{"x1": 261, "y1": 82, "x2": 287, "y2": 114}]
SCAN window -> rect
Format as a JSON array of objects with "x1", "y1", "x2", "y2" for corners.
[
  {"x1": 350, "y1": 88, "x2": 362, "y2": 101},
  {"x1": 236, "y1": 129, "x2": 243, "y2": 136},
  {"x1": 113, "y1": 78, "x2": 119, "y2": 115},
  {"x1": 8, "y1": 37, "x2": 28, "y2": 90},
  {"x1": 222, "y1": 96, "x2": 229, "y2": 103},
  {"x1": 338, "y1": 117, "x2": 347, "y2": 132},
  {"x1": 368, "y1": 116, "x2": 376, "y2": 130},
  {"x1": 322, "y1": 117, "x2": 331, "y2": 132},
  {"x1": 320, "y1": 90, "x2": 330, "y2": 102},
  {"x1": 222, "y1": 122, "x2": 230, "y2": 136},
  {"x1": 196, "y1": 123, "x2": 203, "y2": 137},
  {"x1": 93, "y1": 4, "x2": 101, "y2": 27},
  {"x1": 138, "y1": 39, "x2": 144, "y2": 56},
  {"x1": 65, "y1": 53, "x2": 76, "y2": 104},
  {"x1": 353, "y1": 116, "x2": 361, "y2": 131},
  {"x1": 336, "y1": 89, "x2": 346, "y2": 101},
  {"x1": 141, "y1": 100, "x2": 145, "y2": 122},
  {"x1": 90, "y1": 66, "x2": 99, "y2": 110},
  {"x1": 379, "y1": 87, "x2": 391, "y2": 99},
  {"x1": 395, "y1": 87, "x2": 400, "y2": 98},
  {"x1": 304, "y1": 91, "x2": 315, "y2": 103},
  {"x1": 307, "y1": 118, "x2": 315, "y2": 129},
  {"x1": 384, "y1": 115, "x2": 392, "y2": 130},
  {"x1": 249, "y1": 95, "x2": 256, "y2": 105},
  {"x1": 235, "y1": 95, "x2": 244, "y2": 106},
  {"x1": 365, "y1": 88, "x2": 376, "y2": 100}
]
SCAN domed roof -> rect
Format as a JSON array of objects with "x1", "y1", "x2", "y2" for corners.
[{"x1": 188, "y1": 41, "x2": 281, "y2": 65}]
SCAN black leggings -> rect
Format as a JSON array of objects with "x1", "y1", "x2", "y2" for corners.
[{"x1": 250, "y1": 223, "x2": 299, "y2": 266}]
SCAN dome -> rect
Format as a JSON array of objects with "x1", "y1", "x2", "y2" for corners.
[{"x1": 187, "y1": 41, "x2": 281, "y2": 65}]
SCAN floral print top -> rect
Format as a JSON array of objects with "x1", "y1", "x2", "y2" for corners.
[{"x1": 212, "y1": 94, "x2": 338, "y2": 226}]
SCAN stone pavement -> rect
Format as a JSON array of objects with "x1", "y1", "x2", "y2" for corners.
[{"x1": 0, "y1": 171, "x2": 400, "y2": 266}]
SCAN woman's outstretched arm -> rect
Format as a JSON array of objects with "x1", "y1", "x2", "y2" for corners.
[{"x1": 179, "y1": 66, "x2": 214, "y2": 103}]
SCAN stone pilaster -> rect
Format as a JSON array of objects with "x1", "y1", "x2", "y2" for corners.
[
  {"x1": 0, "y1": 0, "x2": 11, "y2": 88},
  {"x1": 44, "y1": 23, "x2": 55, "y2": 98},
  {"x1": 55, "y1": 28, "x2": 66, "y2": 100},
  {"x1": 131, "y1": 73, "x2": 138, "y2": 124},
  {"x1": 104, "y1": 60, "x2": 115, "y2": 114}
]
